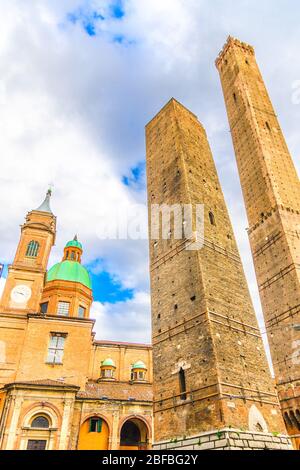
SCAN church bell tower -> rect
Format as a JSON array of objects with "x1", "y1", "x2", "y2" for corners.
[{"x1": 0, "y1": 190, "x2": 56, "y2": 313}]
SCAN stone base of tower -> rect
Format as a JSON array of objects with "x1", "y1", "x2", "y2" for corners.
[{"x1": 153, "y1": 428, "x2": 293, "y2": 451}]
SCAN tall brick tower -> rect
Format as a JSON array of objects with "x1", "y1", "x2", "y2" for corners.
[
  {"x1": 145, "y1": 98, "x2": 292, "y2": 450},
  {"x1": 216, "y1": 37, "x2": 300, "y2": 449}
]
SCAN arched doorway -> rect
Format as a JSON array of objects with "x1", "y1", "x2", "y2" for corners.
[
  {"x1": 78, "y1": 416, "x2": 109, "y2": 450},
  {"x1": 119, "y1": 418, "x2": 149, "y2": 450}
]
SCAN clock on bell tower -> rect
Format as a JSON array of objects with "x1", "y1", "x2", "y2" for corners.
[{"x1": 0, "y1": 190, "x2": 56, "y2": 313}]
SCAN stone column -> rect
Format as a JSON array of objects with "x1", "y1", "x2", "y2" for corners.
[
  {"x1": 6, "y1": 392, "x2": 23, "y2": 450},
  {"x1": 58, "y1": 395, "x2": 74, "y2": 450},
  {"x1": 110, "y1": 410, "x2": 120, "y2": 450}
]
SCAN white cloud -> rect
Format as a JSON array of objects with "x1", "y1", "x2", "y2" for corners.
[{"x1": 91, "y1": 291, "x2": 151, "y2": 343}]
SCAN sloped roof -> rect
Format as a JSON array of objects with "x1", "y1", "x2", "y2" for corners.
[{"x1": 3, "y1": 379, "x2": 79, "y2": 389}]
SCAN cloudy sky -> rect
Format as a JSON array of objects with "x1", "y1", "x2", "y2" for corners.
[{"x1": 0, "y1": 0, "x2": 299, "y2": 353}]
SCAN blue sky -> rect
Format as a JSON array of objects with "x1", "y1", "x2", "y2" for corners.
[
  {"x1": 66, "y1": 1, "x2": 125, "y2": 37},
  {"x1": 0, "y1": 0, "x2": 299, "y2": 348}
]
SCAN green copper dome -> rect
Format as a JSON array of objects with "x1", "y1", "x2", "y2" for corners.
[
  {"x1": 46, "y1": 260, "x2": 92, "y2": 289},
  {"x1": 132, "y1": 360, "x2": 147, "y2": 370},
  {"x1": 65, "y1": 235, "x2": 82, "y2": 250}
]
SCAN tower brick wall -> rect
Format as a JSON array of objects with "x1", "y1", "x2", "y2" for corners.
[
  {"x1": 216, "y1": 36, "x2": 300, "y2": 448},
  {"x1": 145, "y1": 98, "x2": 291, "y2": 449}
]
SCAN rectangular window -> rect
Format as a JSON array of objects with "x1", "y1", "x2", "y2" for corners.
[
  {"x1": 78, "y1": 305, "x2": 86, "y2": 318},
  {"x1": 89, "y1": 418, "x2": 102, "y2": 433},
  {"x1": 47, "y1": 334, "x2": 66, "y2": 364},
  {"x1": 57, "y1": 301, "x2": 70, "y2": 317},
  {"x1": 27, "y1": 440, "x2": 47, "y2": 450},
  {"x1": 40, "y1": 302, "x2": 48, "y2": 314},
  {"x1": 179, "y1": 368, "x2": 187, "y2": 400}
]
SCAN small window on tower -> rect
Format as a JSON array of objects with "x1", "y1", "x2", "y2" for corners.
[
  {"x1": 233, "y1": 93, "x2": 237, "y2": 103},
  {"x1": 209, "y1": 212, "x2": 216, "y2": 226},
  {"x1": 40, "y1": 302, "x2": 48, "y2": 314},
  {"x1": 26, "y1": 240, "x2": 40, "y2": 258},
  {"x1": 78, "y1": 305, "x2": 86, "y2": 318},
  {"x1": 179, "y1": 368, "x2": 187, "y2": 401},
  {"x1": 266, "y1": 121, "x2": 271, "y2": 132}
]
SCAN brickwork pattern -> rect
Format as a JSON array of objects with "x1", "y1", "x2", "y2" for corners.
[
  {"x1": 216, "y1": 37, "x2": 300, "y2": 447},
  {"x1": 146, "y1": 98, "x2": 289, "y2": 446}
]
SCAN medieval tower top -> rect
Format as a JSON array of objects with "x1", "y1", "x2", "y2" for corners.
[{"x1": 215, "y1": 36, "x2": 255, "y2": 68}]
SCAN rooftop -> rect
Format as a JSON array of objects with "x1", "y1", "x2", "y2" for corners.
[
  {"x1": 146, "y1": 97, "x2": 198, "y2": 128},
  {"x1": 94, "y1": 340, "x2": 152, "y2": 349},
  {"x1": 3, "y1": 379, "x2": 80, "y2": 390}
]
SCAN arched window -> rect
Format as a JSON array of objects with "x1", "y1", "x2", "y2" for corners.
[
  {"x1": 209, "y1": 212, "x2": 216, "y2": 226},
  {"x1": 26, "y1": 240, "x2": 39, "y2": 258},
  {"x1": 179, "y1": 368, "x2": 187, "y2": 401},
  {"x1": 31, "y1": 416, "x2": 50, "y2": 429},
  {"x1": 290, "y1": 411, "x2": 300, "y2": 431},
  {"x1": 284, "y1": 412, "x2": 292, "y2": 429}
]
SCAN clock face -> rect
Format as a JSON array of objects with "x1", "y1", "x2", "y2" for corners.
[{"x1": 10, "y1": 285, "x2": 32, "y2": 304}]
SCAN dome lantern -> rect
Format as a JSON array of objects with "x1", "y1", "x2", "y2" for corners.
[
  {"x1": 63, "y1": 235, "x2": 83, "y2": 263},
  {"x1": 41, "y1": 237, "x2": 93, "y2": 319}
]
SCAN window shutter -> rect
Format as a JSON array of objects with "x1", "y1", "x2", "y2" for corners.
[{"x1": 97, "y1": 419, "x2": 103, "y2": 433}]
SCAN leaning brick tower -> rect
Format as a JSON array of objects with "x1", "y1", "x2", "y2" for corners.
[
  {"x1": 145, "y1": 98, "x2": 292, "y2": 450},
  {"x1": 216, "y1": 37, "x2": 300, "y2": 449}
]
